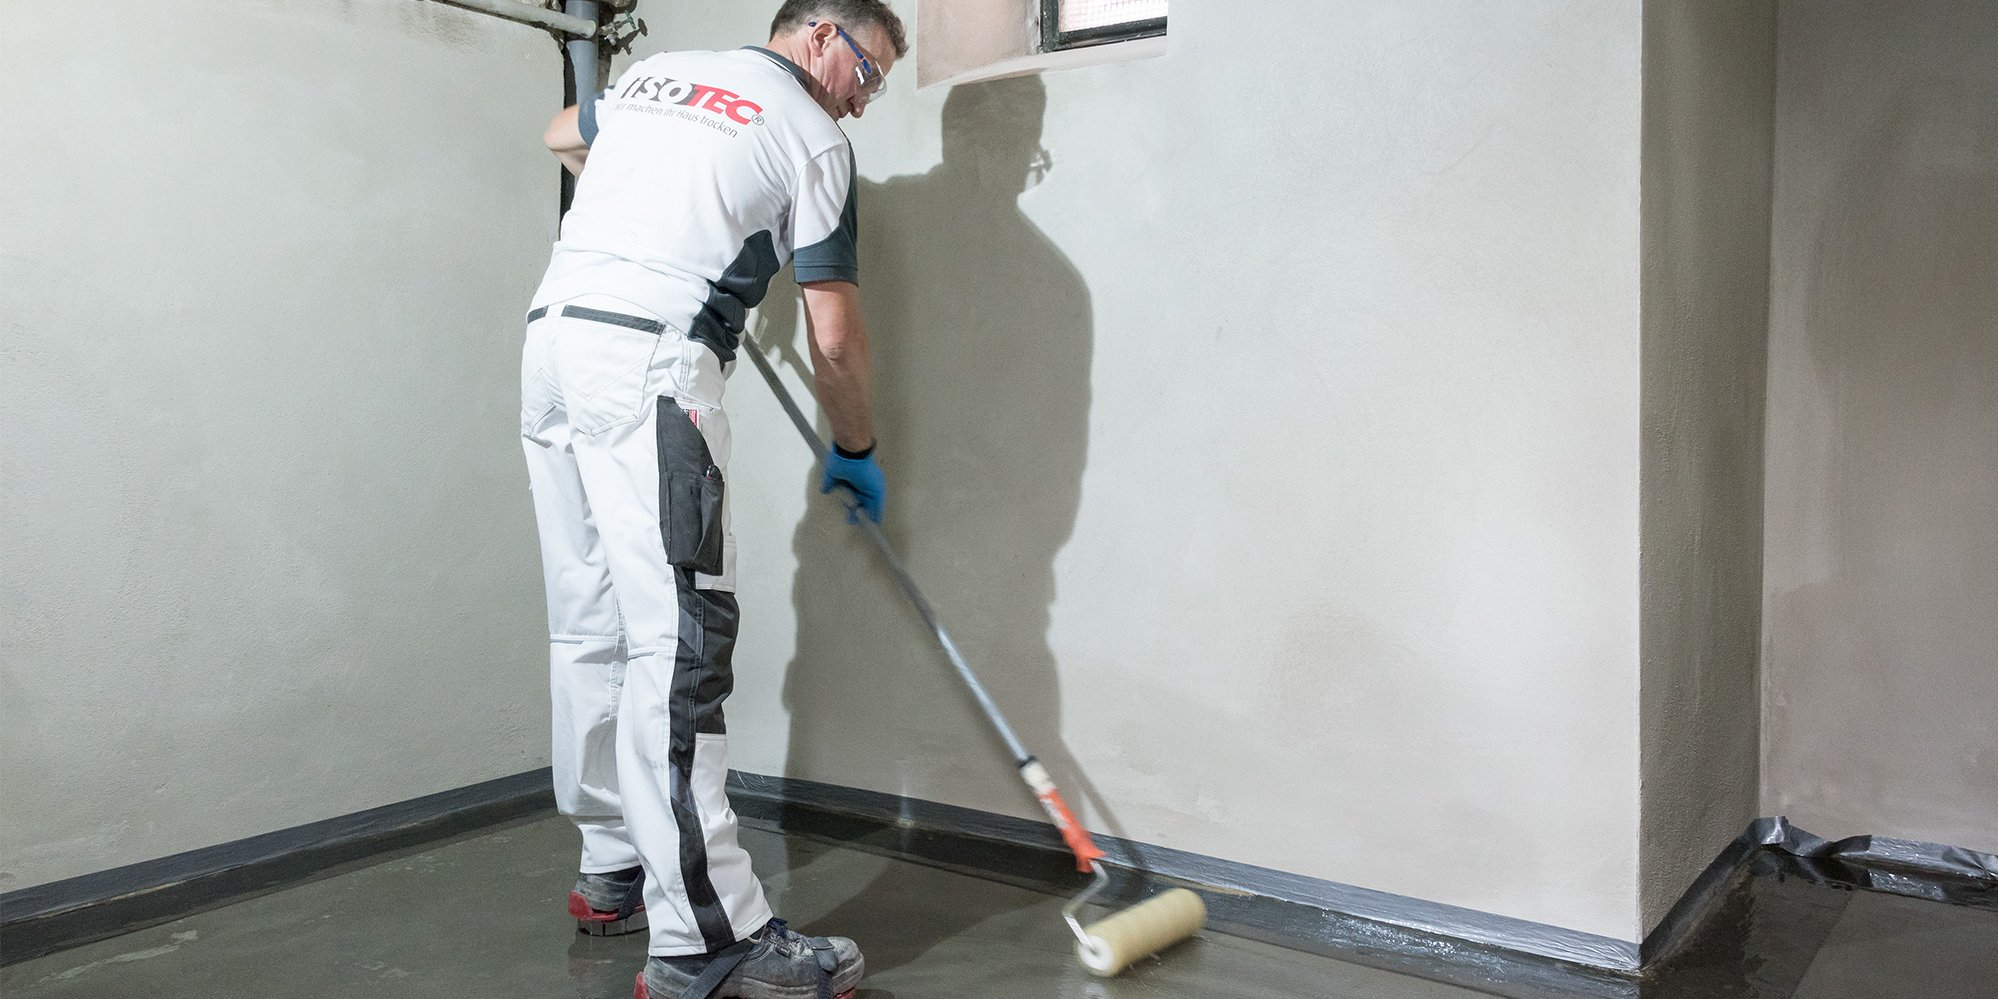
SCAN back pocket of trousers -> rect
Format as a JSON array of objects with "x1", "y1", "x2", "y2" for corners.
[
  {"x1": 564, "y1": 325, "x2": 661, "y2": 436},
  {"x1": 657, "y1": 398, "x2": 725, "y2": 576}
]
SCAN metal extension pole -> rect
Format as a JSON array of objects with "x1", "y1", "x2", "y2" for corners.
[
  {"x1": 740, "y1": 334, "x2": 1034, "y2": 766},
  {"x1": 426, "y1": 0, "x2": 598, "y2": 37}
]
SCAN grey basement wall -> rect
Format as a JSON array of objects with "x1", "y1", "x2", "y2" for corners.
[
  {"x1": 0, "y1": 0, "x2": 557, "y2": 890},
  {"x1": 630, "y1": 1, "x2": 1652, "y2": 943},
  {"x1": 1762, "y1": 0, "x2": 1998, "y2": 854},
  {"x1": 1636, "y1": 1, "x2": 1776, "y2": 935}
]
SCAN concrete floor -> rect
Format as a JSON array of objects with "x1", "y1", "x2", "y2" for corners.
[{"x1": 5, "y1": 813, "x2": 1995, "y2": 998}]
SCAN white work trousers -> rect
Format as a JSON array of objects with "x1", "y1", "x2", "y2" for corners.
[{"x1": 519, "y1": 294, "x2": 771, "y2": 956}]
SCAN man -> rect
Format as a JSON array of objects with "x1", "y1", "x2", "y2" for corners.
[{"x1": 519, "y1": 4, "x2": 904, "y2": 997}]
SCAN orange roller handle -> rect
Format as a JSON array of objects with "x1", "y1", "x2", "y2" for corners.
[
  {"x1": 1042, "y1": 789, "x2": 1107, "y2": 871},
  {"x1": 1020, "y1": 759, "x2": 1106, "y2": 872}
]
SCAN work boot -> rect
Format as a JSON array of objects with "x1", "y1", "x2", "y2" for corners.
[
  {"x1": 633, "y1": 918, "x2": 864, "y2": 999},
  {"x1": 569, "y1": 866, "x2": 647, "y2": 936}
]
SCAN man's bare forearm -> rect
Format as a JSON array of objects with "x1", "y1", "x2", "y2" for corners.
[
  {"x1": 801, "y1": 282, "x2": 875, "y2": 452},
  {"x1": 544, "y1": 104, "x2": 589, "y2": 177}
]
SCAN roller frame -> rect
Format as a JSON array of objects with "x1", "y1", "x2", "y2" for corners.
[{"x1": 1062, "y1": 863, "x2": 1114, "y2": 956}]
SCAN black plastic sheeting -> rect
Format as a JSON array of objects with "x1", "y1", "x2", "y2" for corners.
[{"x1": 1752, "y1": 817, "x2": 1998, "y2": 911}]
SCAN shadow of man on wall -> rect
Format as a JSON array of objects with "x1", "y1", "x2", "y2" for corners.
[{"x1": 753, "y1": 75, "x2": 1104, "y2": 976}]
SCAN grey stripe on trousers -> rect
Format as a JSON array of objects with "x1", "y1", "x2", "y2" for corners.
[{"x1": 667, "y1": 562, "x2": 740, "y2": 951}]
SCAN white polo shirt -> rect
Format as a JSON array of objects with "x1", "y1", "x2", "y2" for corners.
[{"x1": 530, "y1": 47, "x2": 857, "y2": 361}]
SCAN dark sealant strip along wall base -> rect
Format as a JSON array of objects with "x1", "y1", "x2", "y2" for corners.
[
  {"x1": 0, "y1": 769, "x2": 555, "y2": 966},
  {"x1": 1637, "y1": 832, "x2": 1763, "y2": 968}
]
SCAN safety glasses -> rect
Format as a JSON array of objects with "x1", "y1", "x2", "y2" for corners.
[{"x1": 809, "y1": 21, "x2": 888, "y2": 105}]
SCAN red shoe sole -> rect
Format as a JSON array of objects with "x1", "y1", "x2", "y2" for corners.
[{"x1": 570, "y1": 890, "x2": 646, "y2": 923}]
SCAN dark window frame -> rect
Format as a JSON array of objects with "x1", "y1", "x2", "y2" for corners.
[{"x1": 1040, "y1": 0, "x2": 1167, "y2": 52}]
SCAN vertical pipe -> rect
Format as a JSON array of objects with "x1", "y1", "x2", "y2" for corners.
[
  {"x1": 565, "y1": 1, "x2": 602, "y2": 97},
  {"x1": 558, "y1": 2, "x2": 601, "y2": 216}
]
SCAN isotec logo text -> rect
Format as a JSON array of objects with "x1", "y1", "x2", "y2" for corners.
[{"x1": 618, "y1": 76, "x2": 764, "y2": 126}]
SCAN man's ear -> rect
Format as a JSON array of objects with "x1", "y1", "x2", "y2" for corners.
[{"x1": 808, "y1": 20, "x2": 838, "y2": 54}]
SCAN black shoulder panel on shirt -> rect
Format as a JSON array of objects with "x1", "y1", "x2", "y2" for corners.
[{"x1": 687, "y1": 230, "x2": 781, "y2": 362}]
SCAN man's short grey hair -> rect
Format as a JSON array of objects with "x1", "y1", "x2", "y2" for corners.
[{"x1": 770, "y1": 0, "x2": 908, "y2": 59}]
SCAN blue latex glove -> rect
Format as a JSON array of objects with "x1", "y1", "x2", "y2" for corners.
[{"x1": 821, "y1": 445, "x2": 885, "y2": 523}]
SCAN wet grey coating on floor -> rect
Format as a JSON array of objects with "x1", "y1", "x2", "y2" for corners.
[{"x1": 5, "y1": 812, "x2": 1995, "y2": 999}]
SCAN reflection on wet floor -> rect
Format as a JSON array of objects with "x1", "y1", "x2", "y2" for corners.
[
  {"x1": 1641, "y1": 850, "x2": 1998, "y2": 998},
  {"x1": 4, "y1": 812, "x2": 1994, "y2": 998}
]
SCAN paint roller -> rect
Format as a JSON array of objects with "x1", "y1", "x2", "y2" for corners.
[{"x1": 743, "y1": 334, "x2": 1207, "y2": 976}]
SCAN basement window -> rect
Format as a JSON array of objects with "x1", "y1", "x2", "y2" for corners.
[
  {"x1": 1042, "y1": 0, "x2": 1167, "y2": 52},
  {"x1": 919, "y1": 0, "x2": 1166, "y2": 89}
]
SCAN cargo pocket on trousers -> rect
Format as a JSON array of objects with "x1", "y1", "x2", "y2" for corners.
[{"x1": 657, "y1": 398, "x2": 726, "y2": 576}]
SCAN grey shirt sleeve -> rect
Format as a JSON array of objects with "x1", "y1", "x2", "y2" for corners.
[{"x1": 577, "y1": 87, "x2": 610, "y2": 145}]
